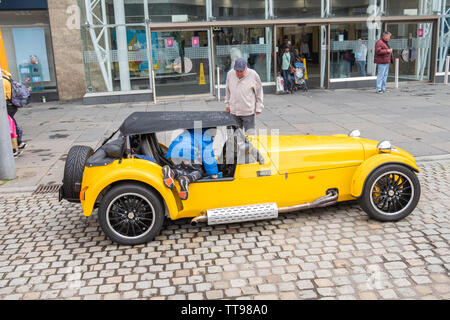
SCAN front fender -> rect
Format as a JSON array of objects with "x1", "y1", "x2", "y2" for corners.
[
  {"x1": 351, "y1": 154, "x2": 420, "y2": 198},
  {"x1": 80, "y1": 159, "x2": 181, "y2": 219}
]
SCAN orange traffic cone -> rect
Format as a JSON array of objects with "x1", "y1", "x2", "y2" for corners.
[
  {"x1": 303, "y1": 58, "x2": 308, "y2": 80},
  {"x1": 199, "y1": 62, "x2": 206, "y2": 85}
]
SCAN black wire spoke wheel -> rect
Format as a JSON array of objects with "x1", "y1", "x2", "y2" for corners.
[
  {"x1": 106, "y1": 193, "x2": 155, "y2": 239},
  {"x1": 370, "y1": 171, "x2": 413, "y2": 215},
  {"x1": 359, "y1": 164, "x2": 420, "y2": 222}
]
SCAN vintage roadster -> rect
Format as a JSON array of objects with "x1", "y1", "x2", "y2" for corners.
[{"x1": 60, "y1": 112, "x2": 420, "y2": 245}]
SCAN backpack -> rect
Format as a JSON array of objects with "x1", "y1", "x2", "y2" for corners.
[{"x1": 3, "y1": 76, "x2": 30, "y2": 108}]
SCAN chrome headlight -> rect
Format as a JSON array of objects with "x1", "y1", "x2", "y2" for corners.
[
  {"x1": 348, "y1": 129, "x2": 361, "y2": 137},
  {"x1": 377, "y1": 140, "x2": 397, "y2": 153}
]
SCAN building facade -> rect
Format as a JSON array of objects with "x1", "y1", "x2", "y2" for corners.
[{"x1": 1, "y1": 0, "x2": 449, "y2": 102}]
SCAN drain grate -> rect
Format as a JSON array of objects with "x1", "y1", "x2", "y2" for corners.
[{"x1": 33, "y1": 184, "x2": 62, "y2": 195}]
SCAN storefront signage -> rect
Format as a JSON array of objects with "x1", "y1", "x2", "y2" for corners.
[
  {"x1": 417, "y1": 28, "x2": 423, "y2": 38},
  {"x1": 0, "y1": 0, "x2": 47, "y2": 10},
  {"x1": 172, "y1": 14, "x2": 188, "y2": 23},
  {"x1": 403, "y1": 9, "x2": 418, "y2": 16},
  {"x1": 165, "y1": 37, "x2": 174, "y2": 48},
  {"x1": 192, "y1": 36, "x2": 199, "y2": 47}
]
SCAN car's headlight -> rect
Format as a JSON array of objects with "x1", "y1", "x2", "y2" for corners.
[
  {"x1": 348, "y1": 129, "x2": 360, "y2": 137},
  {"x1": 377, "y1": 140, "x2": 397, "y2": 153}
]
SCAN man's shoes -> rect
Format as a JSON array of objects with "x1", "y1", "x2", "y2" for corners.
[
  {"x1": 18, "y1": 142, "x2": 27, "y2": 150},
  {"x1": 377, "y1": 90, "x2": 384, "y2": 94},
  {"x1": 162, "y1": 165, "x2": 175, "y2": 189},
  {"x1": 178, "y1": 176, "x2": 189, "y2": 200}
]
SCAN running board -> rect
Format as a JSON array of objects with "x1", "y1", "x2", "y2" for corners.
[{"x1": 191, "y1": 190, "x2": 339, "y2": 226}]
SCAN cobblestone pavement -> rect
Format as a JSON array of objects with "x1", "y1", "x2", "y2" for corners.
[{"x1": 0, "y1": 159, "x2": 449, "y2": 300}]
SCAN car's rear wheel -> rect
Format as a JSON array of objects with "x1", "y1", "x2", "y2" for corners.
[
  {"x1": 98, "y1": 183, "x2": 165, "y2": 245},
  {"x1": 358, "y1": 164, "x2": 420, "y2": 222},
  {"x1": 62, "y1": 145, "x2": 94, "y2": 202}
]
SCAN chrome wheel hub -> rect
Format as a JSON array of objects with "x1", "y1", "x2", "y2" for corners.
[{"x1": 106, "y1": 193, "x2": 155, "y2": 239}]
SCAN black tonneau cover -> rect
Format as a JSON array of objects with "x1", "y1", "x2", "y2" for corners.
[{"x1": 119, "y1": 111, "x2": 240, "y2": 136}]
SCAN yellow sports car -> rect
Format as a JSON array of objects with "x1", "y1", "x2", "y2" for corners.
[{"x1": 60, "y1": 112, "x2": 420, "y2": 245}]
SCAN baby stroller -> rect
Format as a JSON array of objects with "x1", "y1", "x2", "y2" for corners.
[{"x1": 293, "y1": 58, "x2": 308, "y2": 92}]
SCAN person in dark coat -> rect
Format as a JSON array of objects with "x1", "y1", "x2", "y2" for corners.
[{"x1": 374, "y1": 31, "x2": 393, "y2": 93}]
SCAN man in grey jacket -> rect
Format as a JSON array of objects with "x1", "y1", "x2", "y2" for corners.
[{"x1": 225, "y1": 58, "x2": 264, "y2": 133}]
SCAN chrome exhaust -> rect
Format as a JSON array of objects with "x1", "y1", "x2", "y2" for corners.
[
  {"x1": 190, "y1": 190, "x2": 339, "y2": 226},
  {"x1": 278, "y1": 189, "x2": 338, "y2": 213},
  {"x1": 190, "y1": 212, "x2": 207, "y2": 226}
]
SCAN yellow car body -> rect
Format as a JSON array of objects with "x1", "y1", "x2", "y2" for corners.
[{"x1": 79, "y1": 134, "x2": 419, "y2": 221}]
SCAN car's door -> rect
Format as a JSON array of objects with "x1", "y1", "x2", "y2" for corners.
[{"x1": 177, "y1": 133, "x2": 279, "y2": 218}]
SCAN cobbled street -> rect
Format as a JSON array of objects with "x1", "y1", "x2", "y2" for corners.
[{"x1": 0, "y1": 159, "x2": 449, "y2": 300}]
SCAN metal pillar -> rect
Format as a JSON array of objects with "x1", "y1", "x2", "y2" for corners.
[
  {"x1": 395, "y1": 58, "x2": 400, "y2": 88},
  {"x1": 84, "y1": 0, "x2": 113, "y2": 91},
  {"x1": 265, "y1": 0, "x2": 272, "y2": 83},
  {"x1": 0, "y1": 66, "x2": 16, "y2": 180},
  {"x1": 208, "y1": 29, "x2": 214, "y2": 94},
  {"x1": 367, "y1": 0, "x2": 381, "y2": 76},
  {"x1": 437, "y1": 3, "x2": 450, "y2": 72},
  {"x1": 146, "y1": 22, "x2": 155, "y2": 99},
  {"x1": 445, "y1": 55, "x2": 449, "y2": 84},
  {"x1": 320, "y1": 0, "x2": 330, "y2": 88},
  {"x1": 217, "y1": 67, "x2": 221, "y2": 101},
  {"x1": 114, "y1": 0, "x2": 131, "y2": 91}
]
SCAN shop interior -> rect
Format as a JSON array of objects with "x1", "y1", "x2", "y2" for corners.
[{"x1": 276, "y1": 25, "x2": 321, "y2": 88}]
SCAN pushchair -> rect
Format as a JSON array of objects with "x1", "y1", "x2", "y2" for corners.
[{"x1": 293, "y1": 58, "x2": 308, "y2": 92}]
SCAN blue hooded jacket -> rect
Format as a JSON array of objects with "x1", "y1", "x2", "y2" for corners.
[{"x1": 167, "y1": 129, "x2": 218, "y2": 176}]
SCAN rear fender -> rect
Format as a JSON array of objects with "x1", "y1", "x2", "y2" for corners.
[
  {"x1": 351, "y1": 154, "x2": 419, "y2": 198},
  {"x1": 81, "y1": 160, "x2": 181, "y2": 219}
]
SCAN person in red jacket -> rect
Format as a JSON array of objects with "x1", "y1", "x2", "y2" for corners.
[{"x1": 374, "y1": 31, "x2": 393, "y2": 93}]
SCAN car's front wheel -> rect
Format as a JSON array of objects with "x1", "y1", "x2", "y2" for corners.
[
  {"x1": 359, "y1": 164, "x2": 421, "y2": 222},
  {"x1": 98, "y1": 183, "x2": 165, "y2": 245}
]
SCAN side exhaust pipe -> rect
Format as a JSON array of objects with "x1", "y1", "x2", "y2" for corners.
[
  {"x1": 278, "y1": 189, "x2": 338, "y2": 214},
  {"x1": 191, "y1": 212, "x2": 207, "y2": 226},
  {"x1": 190, "y1": 189, "x2": 339, "y2": 226}
]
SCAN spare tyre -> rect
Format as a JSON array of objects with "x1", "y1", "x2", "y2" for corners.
[{"x1": 62, "y1": 145, "x2": 94, "y2": 202}]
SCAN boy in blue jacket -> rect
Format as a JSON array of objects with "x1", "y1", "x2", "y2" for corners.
[{"x1": 162, "y1": 128, "x2": 219, "y2": 200}]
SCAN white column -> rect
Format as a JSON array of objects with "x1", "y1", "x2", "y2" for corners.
[{"x1": 114, "y1": 0, "x2": 131, "y2": 91}]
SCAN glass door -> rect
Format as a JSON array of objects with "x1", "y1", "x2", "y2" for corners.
[
  {"x1": 150, "y1": 30, "x2": 211, "y2": 96},
  {"x1": 276, "y1": 25, "x2": 322, "y2": 88},
  {"x1": 386, "y1": 22, "x2": 433, "y2": 82}
]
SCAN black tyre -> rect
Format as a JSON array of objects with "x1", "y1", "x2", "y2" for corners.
[
  {"x1": 98, "y1": 183, "x2": 165, "y2": 245},
  {"x1": 62, "y1": 145, "x2": 94, "y2": 202},
  {"x1": 358, "y1": 164, "x2": 421, "y2": 222}
]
